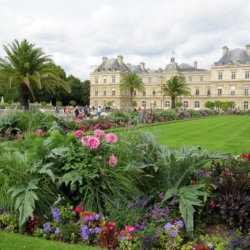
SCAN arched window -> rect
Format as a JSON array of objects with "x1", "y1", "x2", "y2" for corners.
[
  {"x1": 194, "y1": 101, "x2": 200, "y2": 109},
  {"x1": 164, "y1": 101, "x2": 170, "y2": 108},
  {"x1": 142, "y1": 101, "x2": 146, "y2": 108},
  {"x1": 244, "y1": 101, "x2": 248, "y2": 110},
  {"x1": 184, "y1": 101, "x2": 188, "y2": 109}
]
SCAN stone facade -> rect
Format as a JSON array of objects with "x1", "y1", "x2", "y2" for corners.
[{"x1": 90, "y1": 45, "x2": 250, "y2": 110}]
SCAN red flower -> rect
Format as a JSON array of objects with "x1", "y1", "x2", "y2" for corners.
[
  {"x1": 242, "y1": 152, "x2": 247, "y2": 158},
  {"x1": 192, "y1": 179, "x2": 198, "y2": 185},
  {"x1": 248, "y1": 154, "x2": 250, "y2": 160},
  {"x1": 74, "y1": 206, "x2": 84, "y2": 212},
  {"x1": 210, "y1": 199, "x2": 216, "y2": 208}
]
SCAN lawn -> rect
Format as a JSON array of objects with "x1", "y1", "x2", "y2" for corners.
[
  {"x1": 143, "y1": 115, "x2": 250, "y2": 153},
  {"x1": 0, "y1": 231, "x2": 101, "y2": 250}
]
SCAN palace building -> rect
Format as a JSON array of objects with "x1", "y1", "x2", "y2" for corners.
[{"x1": 90, "y1": 45, "x2": 250, "y2": 110}]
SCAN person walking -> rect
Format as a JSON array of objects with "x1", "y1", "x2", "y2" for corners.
[{"x1": 75, "y1": 107, "x2": 79, "y2": 117}]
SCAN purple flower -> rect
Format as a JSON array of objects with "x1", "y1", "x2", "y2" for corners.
[
  {"x1": 54, "y1": 227, "x2": 60, "y2": 234},
  {"x1": 164, "y1": 223, "x2": 172, "y2": 231},
  {"x1": 94, "y1": 214, "x2": 100, "y2": 220},
  {"x1": 94, "y1": 227, "x2": 101, "y2": 234},
  {"x1": 208, "y1": 243, "x2": 213, "y2": 249},
  {"x1": 80, "y1": 225, "x2": 90, "y2": 240},
  {"x1": 0, "y1": 207, "x2": 3, "y2": 210},
  {"x1": 177, "y1": 220, "x2": 184, "y2": 228},
  {"x1": 51, "y1": 207, "x2": 61, "y2": 223},
  {"x1": 3, "y1": 211, "x2": 8, "y2": 216},
  {"x1": 170, "y1": 231, "x2": 177, "y2": 238},
  {"x1": 43, "y1": 222, "x2": 51, "y2": 233}
]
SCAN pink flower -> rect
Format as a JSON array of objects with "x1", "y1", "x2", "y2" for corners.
[
  {"x1": 94, "y1": 129, "x2": 105, "y2": 139},
  {"x1": 120, "y1": 230, "x2": 125, "y2": 236},
  {"x1": 108, "y1": 155, "x2": 118, "y2": 167},
  {"x1": 81, "y1": 136, "x2": 100, "y2": 150},
  {"x1": 74, "y1": 130, "x2": 83, "y2": 138},
  {"x1": 106, "y1": 133, "x2": 118, "y2": 144},
  {"x1": 127, "y1": 234, "x2": 133, "y2": 240},
  {"x1": 74, "y1": 206, "x2": 84, "y2": 212},
  {"x1": 35, "y1": 129, "x2": 43, "y2": 135},
  {"x1": 125, "y1": 226, "x2": 135, "y2": 232}
]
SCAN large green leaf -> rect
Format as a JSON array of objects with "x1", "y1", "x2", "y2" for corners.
[{"x1": 8, "y1": 178, "x2": 40, "y2": 232}]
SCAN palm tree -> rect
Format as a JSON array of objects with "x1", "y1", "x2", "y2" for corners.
[
  {"x1": 120, "y1": 73, "x2": 145, "y2": 106},
  {"x1": 0, "y1": 39, "x2": 70, "y2": 110},
  {"x1": 162, "y1": 76, "x2": 190, "y2": 109}
]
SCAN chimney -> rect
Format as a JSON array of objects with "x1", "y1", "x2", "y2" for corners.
[
  {"x1": 102, "y1": 56, "x2": 108, "y2": 63},
  {"x1": 222, "y1": 46, "x2": 228, "y2": 56},
  {"x1": 246, "y1": 44, "x2": 250, "y2": 56},
  {"x1": 140, "y1": 62, "x2": 145, "y2": 71},
  {"x1": 117, "y1": 55, "x2": 123, "y2": 65},
  {"x1": 193, "y1": 61, "x2": 197, "y2": 69}
]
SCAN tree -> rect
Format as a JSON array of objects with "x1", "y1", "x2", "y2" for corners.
[
  {"x1": 205, "y1": 101, "x2": 215, "y2": 109},
  {"x1": 162, "y1": 76, "x2": 190, "y2": 109},
  {"x1": 120, "y1": 73, "x2": 145, "y2": 106},
  {"x1": 0, "y1": 39, "x2": 70, "y2": 110},
  {"x1": 175, "y1": 102, "x2": 183, "y2": 108},
  {"x1": 214, "y1": 101, "x2": 222, "y2": 109}
]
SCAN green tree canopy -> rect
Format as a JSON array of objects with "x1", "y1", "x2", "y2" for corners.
[
  {"x1": 0, "y1": 39, "x2": 70, "y2": 109},
  {"x1": 204, "y1": 101, "x2": 215, "y2": 109},
  {"x1": 120, "y1": 73, "x2": 145, "y2": 106},
  {"x1": 162, "y1": 76, "x2": 190, "y2": 109}
]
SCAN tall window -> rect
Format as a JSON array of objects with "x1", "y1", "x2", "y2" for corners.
[
  {"x1": 95, "y1": 77, "x2": 98, "y2": 84},
  {"x1": 103, "y1": 101, "x2": 106, "y2": 107},
  {"x1": 244, "y1": 87, "x2": 249, "y2": 96},
  {"x1": 189, "y1": 76, "x2": 192, "y2": 82},
  {"x1": 103, "y1": 89, "x2": 106, "y2": 96},
  {"x1": 207, "y1": 88, "x2": 211, "y2": 96},
  {"x1": 231, "y1": 72, "x2": 236, "y2": 80},
  {"x1": 165, "y1": 101, "x2": 170, "y2": 108},
  {"x1": 94, "y1": 101, "x2": 98, "y2": 107},
  {"x1": 142, "y1": 101, "x2": 146, "y2": 108},
  {"x1": 218, "y1": 72, "x2": 222, "y2": 80},
  {"x1": 134, "y1": 90, "x2": 136, "y2": 96},
  {"x1": 245, "y1": 71, "x2": 250, "y2": 79},
  {"x1": 200, "y1": 76, "x2": 204, "y2": 82},
  {"x1": 184, "y1": 101, "x2": 188, "y2": 109},
  {"x1": 103, "y1": 77, "x2": 107, "y2": 83},
  {"x1": 244, "y1": 101, "x2": 248, "y2": 110},
  {"x1": 112, "y1": 88, "x2": 115, "y2": 96},
  {"x1": 195, "y1": 88, "x2": 200, "y2": 96},
  {"x1": 194, "y1": 101, "x2": 200, "y2": 108},
  {"x1": 218, "y1": 87, "x2": 222, "y2": 96},
  {"x1": 148, "y1": 78, "x2": 152, "y2": 83},
  {"x1": 152, "y1": 89, "x2": 156, "y2": 96},
  {"x1": 230, "y1": 86, "x2": 236, "y2": 96},
  {"x1": 112, "y1": 76, "x2": 116, "y2": 83},
  {"x1": 143, "y1": 90, "x2": 146, "y2": 96},
  {"x1": 95, "y1": 90, "x2": 98, "y2": 96}
]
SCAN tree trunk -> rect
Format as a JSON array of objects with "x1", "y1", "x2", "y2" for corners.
[
  {"x1": 19, "y1": 83, "x2": 29, "y2": 110},
  {"x1": 171, "y1": 96, "x2": 175, "y2": 109}
]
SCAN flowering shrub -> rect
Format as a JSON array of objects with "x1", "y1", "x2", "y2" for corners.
[{"x1": 0, "y1": 208, "x2": 17, "y2": 232}]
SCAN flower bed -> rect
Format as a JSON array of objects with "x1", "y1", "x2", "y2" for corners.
[{"x1": 1, "y1": 124, "x2": 249, "y2": 249}]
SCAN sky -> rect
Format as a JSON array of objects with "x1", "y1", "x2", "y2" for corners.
[{"x1": 0, "y1": 0, "x2": 250, "y2": 80}]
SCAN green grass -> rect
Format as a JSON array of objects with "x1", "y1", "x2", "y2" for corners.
[
  {"x1": 0, "y1": 231, "x2": 101, "y2": 250},
  {"x1": 142, "y1": 115, "x2": 250, "y2": 153}
]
